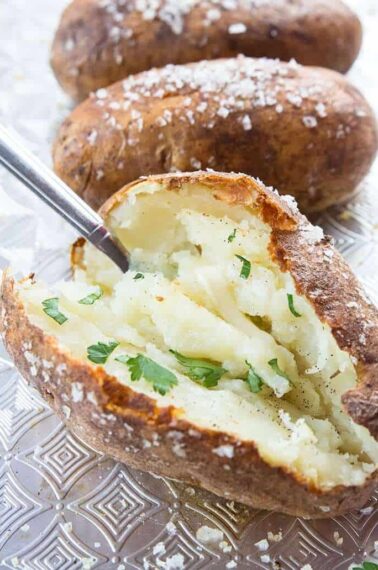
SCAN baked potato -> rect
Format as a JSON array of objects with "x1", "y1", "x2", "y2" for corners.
[
  {"x1": 53, "y1": 56, "x2": 378, "y2": 213},
  {"x1": 51, "y1": 0, "x2": 363, "y2": 100},
  {"x1": 1, "y1": 171, "x2": 377, "y2": 518}
]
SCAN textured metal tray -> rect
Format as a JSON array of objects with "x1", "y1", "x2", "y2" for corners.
[{"x1": 0, "y1": 0, "x2": 377, "y2": 568}]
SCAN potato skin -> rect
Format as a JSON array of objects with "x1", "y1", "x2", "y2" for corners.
[
  {"x1": 51, "y1": 0, "x2": 362, "y2": 101},
  {"x1": 53, "y1": 57, "x2": 378, "y2": 213},
  {"x1": 1, "y1": 172, "x2": 377, "y2": 517}
]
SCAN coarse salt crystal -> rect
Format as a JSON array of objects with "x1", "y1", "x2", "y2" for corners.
[
  {"x1": 96, "y1": 88, "x2": 108, "y2": 99},
  {"x1": 229, "y1": 23, "x2": 247, "y2": 34},
  {"x1": 360, "y1": 506, "x2": 374, "y2": 515},
  {"x1": 303, "y1": 115, "x2": 318, "y2": 128},
  {"x1": 163, "y1": 554, "x2": 185, "y2": 570},
  {"x1": 217, "y1": 106, "x2": 230, "y2": 118},
  {"x1": 190, "y1": 158, "x2": 202, "y2": 169},
  {"x1": 82, "y1": 558, "x2": 96, "y2": 569},
  {"x1": 207, "y1": 8, "x2": 221, "y2": 22},
  {"x1": 267, "y1": 531, "x2": 283, "y2": 542},
  {"x1": 255, "y1": 539, "x2": 269, "y2": 551},
  {"x1": 153, "y1": 542, "x2": 166, "y2": 556},
  {"x1": 241, "y1": 115, "x2": 252, "y2": 130},
  {"x1": 213, "y1": 444, "x2": 234, "y2": 458},
  {"x1": 87, "y1": 391, "x2": 98, "y2": 405},
  {"x1": 301, "y1": 223, "x2": 324, "y2": 244},
  {"x1": 196, "y1": 525, "x2": 224, "y2": 544},
  {"x1": 219, "y1": 540, "x2": 232, "y2": 553},
  {"x1": 315, "y1": 102, "x2": 327, "y2": 118},
  {"x1": 166, "y1": 521, "x2": 177, "y2": 534},
  {"x1": 87, "y1": 130, "x2": 98, "y2": 145},
  {"x1": 20, "y1": 524, "x2": 30, "y2": 532},
  {"x1": 64, "y1": 38, "x2": 75, "y2": 51},
  {"x1": 71, "y1": 382, "x2": 84, "y2": 403}
]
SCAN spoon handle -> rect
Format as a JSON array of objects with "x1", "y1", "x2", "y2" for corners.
[{"x1": 0, "y1": 125, "x2": 129, "y2": 273}]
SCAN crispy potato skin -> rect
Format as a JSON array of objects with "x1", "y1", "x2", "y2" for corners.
[
  {"x1": 51, "y1": 0, "x2": 362, "y2": 100},
  {"x1": 53, "y1": 58, "x2": 378, "y2": 213},
  {"x1": 1, "y1": 173, "x2": 377, "y2": 517},
  {"x1": 101, "y1": 172, "x2": 378, "y2": 439}
]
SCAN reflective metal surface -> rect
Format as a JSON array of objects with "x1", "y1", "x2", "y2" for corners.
[{"x1": 0, "y1": 1, "x2": 377, "y2": 568}]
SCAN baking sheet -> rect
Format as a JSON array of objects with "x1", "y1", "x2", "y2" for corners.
[{"x1": 0, "y1": 1, "x2": 377, "y2": 568}]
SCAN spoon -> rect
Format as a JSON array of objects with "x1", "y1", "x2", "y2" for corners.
[{"x1": 0, "y1": 125, "x2": 129, "y2": 273}]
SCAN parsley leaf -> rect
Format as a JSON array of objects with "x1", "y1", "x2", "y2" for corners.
[
  {"x1": 287, "y1": 293, "x2": 301, "y2": 317},
  {"x1": 134, "y1": 273, "x2": 144, "y2": 280},
  {"x1": 79, "y1": 287, "x2": 103, "y2": 305},
  {"x1": 228, "y1": 229, "x2": 237, "y2": 243},
  {"x1": 235, "y1": 255, "x2": 251, "y2": 279},
  {"x1": 87, "y1": 341, "x2": 119, "y2": 364},
  {"x1": 42, "y1": 298, "x2": 68, "y2": 325},
  {"x1": 170, "y1": 350, "x2": 226, "y2": 388},
  {"x1": 268, "y1": 358, "x2": 291, "y2": 383},
  {"x1": 362, "y1": 563, "x2": 378, "y2": 570},
  {"x1": 116, "y1": 354, "x2": 177, "y2": 395},
  {"x1": 245, "y1": 361, "x2": 264, "y2": 393}
]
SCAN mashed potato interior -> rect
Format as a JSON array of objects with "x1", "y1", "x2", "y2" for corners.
[{"x1": 19, "y1": 182, "x2": 378, "y2": 489}]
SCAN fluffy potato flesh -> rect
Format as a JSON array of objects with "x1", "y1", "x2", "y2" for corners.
[{"x1": 19, "y1": 182, "x2": 377, "y2": 490}]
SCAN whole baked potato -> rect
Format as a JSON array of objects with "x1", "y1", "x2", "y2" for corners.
[
  {"x1": 51, "y1": 0, "x2": 362, "y2": 100},
  {"x1": 53, "y1": 57, "x2": 378, "y2": 213},
  {"x1": 1, "y1": 172, "x2": 377, "y2": 518}
]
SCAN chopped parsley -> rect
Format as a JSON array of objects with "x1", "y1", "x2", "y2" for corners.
[
  {"x1": 268, "y1": 358, "x2": 291, "y2": 383},
  {"x1": 134, "y1": 273, "x2": 145, "y2": 280},
  {"x1": 287, "y1": 293, "x2": 301, "y2": 317},
  {"x1": 116, "y1": 354, "x2": 177, "y2": 395},
  {"x1": 228, "y1": 229, "x2": 237, "y2": 243},
  {"x1": 235, "y1": 255, "x2": 251, "y2": 279},
  {"x1": 352, "y1": 563, "x2": 378, "y2": 570},
  {"x1": 79, "y1": 287, "x2": 103, "y2": 305},
  {"x1": 245, "y1": 361, "x2": 264, "y2": 393},
  {"x1": 87, "y1": 341, "x2": 119, "y2": 364},
  {"x1": 42, "y1": 298, "x2": 68, "y2": 325},
  {"x1": 170, "y1": 350, "x2": 226, "y2": 388}
]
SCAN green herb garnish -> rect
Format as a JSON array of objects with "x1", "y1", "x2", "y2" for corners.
[
  {"x1": 235, "y1": 255, "x2": 251, "y2": 279},
  {"x1": 134, "y1": 273, "x2": 145, "y2": 280},
  {"x1": 116, "y1": 354, "x2": 177, "y2": 395},
  {"x1": 170, "y1": 350, "x2": 226, "y2": 388},
  {"x1": 245, "y1": 361, "x2": 264, "y2": 393},
  {"x1": 228, "y1": 229, "x2": 237, "y2": 243},
  {"x1": 352, "y1": 563, "x2": 378, "y2": 570},
  {"x1": 268, "y1": 358, "x2": 291, "y2": 383},
  {"x1": 287, "y1": 293, "x2": 301, "y2": 317},
  {"x1": 87, "y1": 341, "x2": 119, "y2": 364},
  {"x1": 79, "y1": 287, "x2": 103, "y2": 305},
  {"x1": 42, "y1": 298, "x2": 68, "y2": 325}
]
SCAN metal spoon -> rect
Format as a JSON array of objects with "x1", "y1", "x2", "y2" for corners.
[{"x1": 0, "y1": 125, "x2": 129, "y2": 273}]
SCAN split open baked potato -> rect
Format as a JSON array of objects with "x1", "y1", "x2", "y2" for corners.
[
  {"x1": 53, "y1": 57, "x2": 378, "y2": 213},
  {"x1": 1, "y1": 172, "x2": 377, "y2": 518},
  {"x1": 51, "y1": 0, "x2": 362, "y2": 100}
]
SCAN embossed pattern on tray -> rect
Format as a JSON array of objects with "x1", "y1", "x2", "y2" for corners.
[{"x1": 0, "y1": 1, "x2": 377, "y2": 568}]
